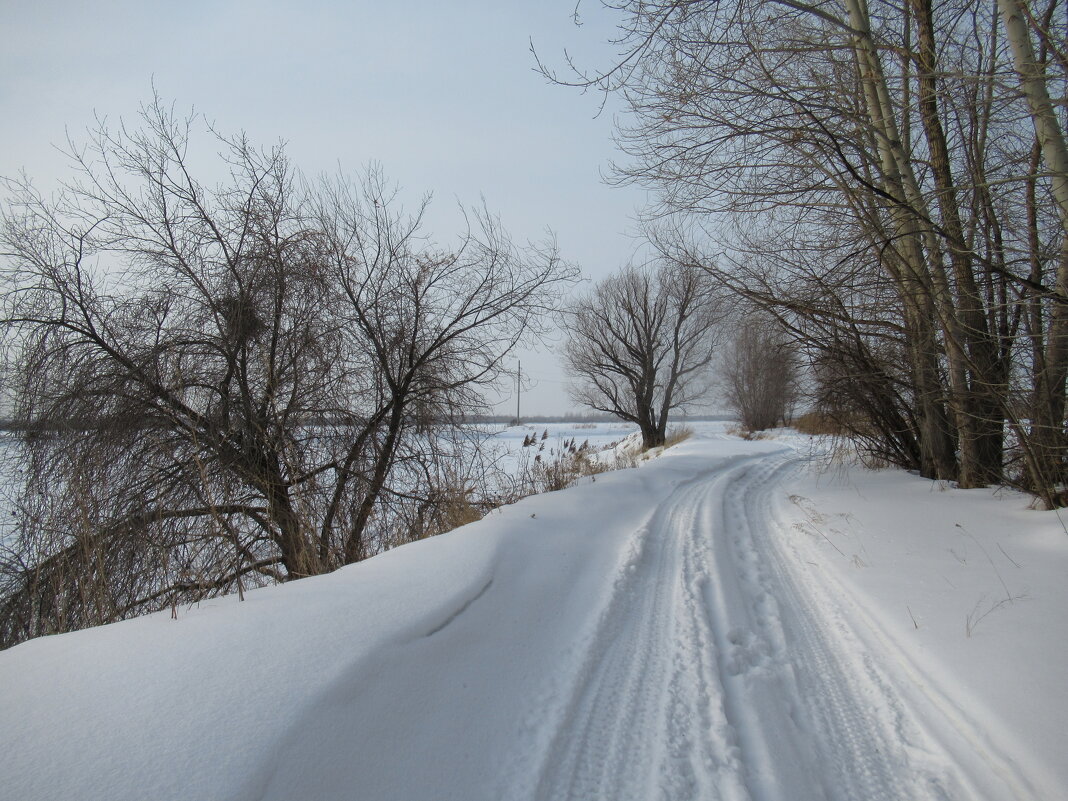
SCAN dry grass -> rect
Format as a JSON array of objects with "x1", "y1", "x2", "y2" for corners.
[
  {"x1": 436, "y1": 491, "x2": 483, "y2": 532},
  {"x1": 664, "y1": 425, "x2": 694, "y2": 449},
  {"x1": 404, "y1": 485, "x2": 486, "y2": 544},
  {"x1": 792, "y1": 411, "x2": 851, "y2": 436},
  {"x1": 725, "y1": 423, "x2": 774, "y2": 441},
  {"x1": 414, "y1": 432, "x2": 647, "y2": 542}
]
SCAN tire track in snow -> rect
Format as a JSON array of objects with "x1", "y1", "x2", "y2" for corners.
[
  {"x1": 528, "y1": 452, "x2": 768, "y2": 800},
  {"x1": 526, "y1": 447, "x2": 996, "y2": 800},
  {"x1": 703, "y1": 455, "x2": 950, "y2": 800}
]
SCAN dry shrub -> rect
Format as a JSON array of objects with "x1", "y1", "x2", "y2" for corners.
[
  {"x1": 720, "y1": 314, "x2": 799, "y2": 431},
  {"x1": 793, "y1": 411, "x2": 849, "y2": 436}
]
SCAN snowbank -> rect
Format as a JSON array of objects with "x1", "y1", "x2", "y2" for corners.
[{"x1": 0, "y1": 425, "x2": 1063, "y2": 800}]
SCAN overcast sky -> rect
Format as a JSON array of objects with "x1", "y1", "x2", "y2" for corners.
[{"x1": 1, "y1": 0, "x2": 655, "y2": 416}]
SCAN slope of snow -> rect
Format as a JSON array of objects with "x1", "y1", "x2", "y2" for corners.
[{"x1": 0, "y1": 426, "x2": 1064, "y2": 800}]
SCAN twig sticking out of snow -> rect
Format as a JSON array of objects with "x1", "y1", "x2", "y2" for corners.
[
  {"x1": 965, "y1": 593, "x2": 1028, "y2": 638},
  {"x1": 956, "y1": 524, "x2": 1014, "y2": 603},
  {"x1": 997, "y1": 542, "x2": 1021, "y2": 569}
]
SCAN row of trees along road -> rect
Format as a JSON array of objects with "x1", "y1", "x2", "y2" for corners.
[
  {"x1": 545, "y1": 0, "x2": 1068, "y2": 507},
  {"x1": 0, "y1": 101, "x2": 575, "y2": 647}
]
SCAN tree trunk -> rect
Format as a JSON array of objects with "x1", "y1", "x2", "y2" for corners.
[
  {"x1": 845, "y1": 0, "x2": 971, "y2": 482},
  {"x1": 343, "y1": 404, "x2": 404, "y2": 564},
  {"x1": 637, "y1": 399, "x2": 665, "y2": 449},
  {"x1": 910, "y1": 0, "x2": 1004, "y2": 485},
  {"x1": 259, "y1": 450, "x2": 320, "y2": 580},
  {"x1": 999, "y1": 0, "x2": 1068, "y2": 505}
]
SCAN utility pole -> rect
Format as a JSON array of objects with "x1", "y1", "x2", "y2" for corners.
[{"x1": 516, "y1": 360, "x2": 521, "y2": 426}]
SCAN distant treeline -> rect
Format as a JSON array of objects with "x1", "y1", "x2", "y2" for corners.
[
  {"x1": 469, "y1": 413, "x2": 732, "y2": 426},
  {"x1": 0, "y1": 413, "x2": 732, "y2": 432}
]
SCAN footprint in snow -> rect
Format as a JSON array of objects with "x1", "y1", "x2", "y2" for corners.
[{"x1": 725, "y1": 628, "x2": 770, "y2": 676}]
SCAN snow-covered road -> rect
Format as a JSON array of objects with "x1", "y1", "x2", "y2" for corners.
[
  {"x1": 1, "y1": 429, "x2": 1062, "y2": 800},
  {"x1": 528, "y1": 446, "x2": 1019, "y2": 801}
]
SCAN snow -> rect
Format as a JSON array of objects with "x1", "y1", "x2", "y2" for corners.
[
  {"x1": 0, "y1": 424, "x2": 1065, "y2": 800},
  {"x1": 776, "y1": 451, "x2": 1068, "y2": 798}
]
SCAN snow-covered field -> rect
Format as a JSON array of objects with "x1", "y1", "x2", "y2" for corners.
[{"x1": 0, "y1": 423, "x2": 1064, "y2": 800}]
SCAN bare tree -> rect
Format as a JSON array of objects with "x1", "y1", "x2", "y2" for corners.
[
  {"x1": 542, "y1": 0, "x2": 1068, "y2": 505},
  {"x1": 563, "y1": 260, "x2": 720, "y2": 448},
  {"x1": 720, "y1": 313, "x2": 798, "y2": 431},
  {"x1": 0, "y1": 99, "x2": 575, "y2": 647}
]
